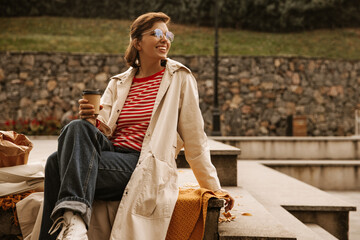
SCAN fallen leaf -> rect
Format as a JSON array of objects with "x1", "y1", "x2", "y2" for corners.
[
  {"x1": 223, "y1": 211, "x2": 232, "y2": 218},
  {"x1": 241, "y1": 212, "x2": 252, "y2": 216},
  {"x1": 219, "y1": 211, "x2": 236, "y2": 223}
]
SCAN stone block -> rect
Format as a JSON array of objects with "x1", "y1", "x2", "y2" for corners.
[{"x1": 176, "y1": 140, "x2": 240, "y2": 186}]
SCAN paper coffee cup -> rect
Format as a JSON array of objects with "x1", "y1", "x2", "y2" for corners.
[{"x1": 82, "y1": 89, "x2": 102, "y2": 115}]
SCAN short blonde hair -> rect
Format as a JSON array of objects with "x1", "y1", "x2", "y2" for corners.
[{"x1": 124, "y1": 12, "x2": 171, "y2": 68}]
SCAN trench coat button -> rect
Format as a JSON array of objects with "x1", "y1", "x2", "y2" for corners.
[{"x1": 117, "y1": 109, "x2": 120, "y2": 113}]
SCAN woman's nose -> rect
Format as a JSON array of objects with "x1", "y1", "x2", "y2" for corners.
[{"x1": 160, "y1": 34, "x2": 167, "y2": 42}]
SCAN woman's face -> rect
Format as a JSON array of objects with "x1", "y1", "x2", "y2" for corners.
[{"x1": 137, "y1": 21, "x2": 172, "y2": 63}]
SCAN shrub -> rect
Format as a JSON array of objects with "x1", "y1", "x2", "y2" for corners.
[
  {"x1": 0, "y1": 117, "x2": 64, "y2": 135},
  {"x1": 1, "y1": 0, "x2": 360, "y2": 32}
]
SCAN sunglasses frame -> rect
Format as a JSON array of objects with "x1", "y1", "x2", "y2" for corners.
[{"x1": 142, "y1": 28, "x2": 174, "y2": 42}]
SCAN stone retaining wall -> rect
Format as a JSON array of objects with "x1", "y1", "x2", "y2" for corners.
[{"x1": 0, "y1": 52, "x2": 359, "y2": 136}]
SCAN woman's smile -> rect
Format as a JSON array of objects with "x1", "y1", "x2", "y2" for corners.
[{"x1": 156, "y1": 45, "x2": 167, "y2": 53}]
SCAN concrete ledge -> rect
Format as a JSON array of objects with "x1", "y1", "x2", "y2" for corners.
[
  {"x1": 211, "y1": 136, "x2": 360, "y2": 160},
  {"x1": 177, "y1": 139, "x2": 241, "y2": 186},
  {"x1": 238, "y1": 161, "x2": 357, "y2": 240},
  {"x1": 306, "y1": 224, "x2": 338, "y2": 240},
  {"x1": 219, "y1": 187, "x2": 296, "y2": 240},
  {"x1": 178, "y1": 169, "x2": 296, "y2": 240},
  {"x1": 290, "y1": 210, "x2": 350, "y2": 240},
  {"x1": 261, "y1": 160, "x2": 360, "y2": 190}
]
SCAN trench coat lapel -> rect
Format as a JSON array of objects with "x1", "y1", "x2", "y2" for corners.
[
  {"x1": 116, "y1": 79, "x2": 132, "y2": 110},
  {"x1": 152, "y1": 69, "x2": 172, "y2": 116},
  {"x1": 113, "y1": 69, "x2": 134, "y2": 117},
  {"x1": 113, "y1": 67, "x2": 171, "y2": 117}
]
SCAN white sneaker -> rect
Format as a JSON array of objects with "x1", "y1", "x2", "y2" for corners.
[{"x1": 49, "y1": 211, "x2": 88, "y2": 240}]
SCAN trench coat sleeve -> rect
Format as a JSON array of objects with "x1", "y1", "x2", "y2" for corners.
[
  {"x1": 97, "y1": 79, "x2": 116, "y2": 137},
  {"x1": 177, "y1": 70, "x2": 221, "y2": 191}
]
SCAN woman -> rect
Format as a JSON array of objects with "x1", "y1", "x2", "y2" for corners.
[{"x1": 40, "y1": 12, "x2": 234, "y2": 240}]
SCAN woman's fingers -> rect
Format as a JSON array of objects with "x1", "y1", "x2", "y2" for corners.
[
  {"x1": 215, "y1": 189, "x2": 235, "y2": 212},
  {"x1": 78, "y1": 98, "x2": 96, "y2": 118},
  {"x1": 78, "y1": 98, "x2": 88, "y2": 104},
  {"x1": 79, "y1": 110, "x2": 95, "y2": 118},
  {"x1": 224, "y1": 195, "x2": 235, "y2": 212},
  {"x1": 79, "y1": 103, "x2": 95, "y2": 111},
  {"x1": 79, "y1": 106, "x2": 95, "y2": 117}
]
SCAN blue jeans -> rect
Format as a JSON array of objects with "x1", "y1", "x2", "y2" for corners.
[{"x1": 39, "y1": 120, "x2": 140, "y2": 240}]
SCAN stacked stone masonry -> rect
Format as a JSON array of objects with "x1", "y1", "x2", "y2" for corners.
[{"x1": 0, "y1": 52, "x2": 359, "y2": 136}]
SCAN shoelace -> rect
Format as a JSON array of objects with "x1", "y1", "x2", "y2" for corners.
[
  {"x1": 48, "y1": 216, "x2": 75, "y2": 239},
  {"x1": 48, "y1": 216, "x2": 68, "y2": 238},
  {"x1": 62, "y1": 224, "x2": 75, "y2": 240}
]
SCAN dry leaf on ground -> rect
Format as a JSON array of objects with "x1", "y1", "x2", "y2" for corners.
[
  {"x1": 219, "y1": 211, "x2": 236, "y2": 223},
  {"x1": 240, "y1": 212, "x2": 252, "y2": 216}
]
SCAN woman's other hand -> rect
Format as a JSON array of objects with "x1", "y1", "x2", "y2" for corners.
[
  {"x1": 78, "y1": 99, "x2": 103, "y2": 126},
  {"x1": 215, "y1": 189, "x2": 235, "y2": 212}
]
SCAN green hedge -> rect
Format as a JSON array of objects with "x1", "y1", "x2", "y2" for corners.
[
  {"x1": 223, "y1": 0, "x2": 360, "y2": 31},
  {"x1": 1, "y1": 0, "x2": 359, "y2": 32}
]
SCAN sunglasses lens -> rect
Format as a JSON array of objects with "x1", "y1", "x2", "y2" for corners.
[
  {"x1": 166, "y1": 32, "x2": 174, "y2": 42},
  {"x1": 154, "y1": 29, "x2": 163, "y2": 38},
  {"x1": 151, "y1": 29, "x2": 174, "y2": 42}
]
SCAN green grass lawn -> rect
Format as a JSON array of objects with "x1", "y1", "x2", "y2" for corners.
[{"x1": 1, "y1": 17, "x2": 360, "y2": 59}]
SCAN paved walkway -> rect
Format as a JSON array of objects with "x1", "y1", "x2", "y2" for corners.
[{"x1": 27, "y1": 137, "x2": 360, "y2": 239}]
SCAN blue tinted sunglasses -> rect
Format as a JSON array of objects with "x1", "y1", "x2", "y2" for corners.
[{"x1": 142, "y1": 28, "x2": 174, "y2": 42}]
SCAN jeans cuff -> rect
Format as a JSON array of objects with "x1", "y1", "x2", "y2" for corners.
[{"x1": 51, "y1": 199, "x2": 92, "y2": 228}]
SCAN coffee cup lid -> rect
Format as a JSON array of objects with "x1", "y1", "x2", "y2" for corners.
[{"x1": 82, "y1": 89, "x2": 102, "y2": 95}]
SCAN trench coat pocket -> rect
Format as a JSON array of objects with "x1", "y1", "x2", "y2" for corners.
[{"x1": 132, "y1": 156, "x2": 177, "y2": 219}]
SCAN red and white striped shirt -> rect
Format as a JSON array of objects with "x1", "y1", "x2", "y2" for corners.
[{"x1": 111, "y1": 69, "x2": 165, "y2": 151}]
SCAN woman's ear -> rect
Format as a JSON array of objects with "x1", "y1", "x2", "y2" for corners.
[{"x1": 133, "y1": 39, "x2": 141, "y2": 51}]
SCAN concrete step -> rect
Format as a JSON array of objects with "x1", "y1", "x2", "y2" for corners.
[
  {"x1": 259, "y1": 160, "x2": 360, "y2": 191},
  {"x1": 238, "y1": 161, "x2": 356, "y2": 240},
  {"x1": 306, "y1": 224, "x2": 338, "y2": 240},
  {"x1": 218, "y1": 187, "x2": 296, "y2": 240},
  {"x1": 178, "y1": 169, "x2": 296, "y2": 240},
  {"x1": 211, "y1": 136, "x2": 360, "y2": 160},
  {"x1": 177, "y1": 139, "x2": 241, "y2": 186}
]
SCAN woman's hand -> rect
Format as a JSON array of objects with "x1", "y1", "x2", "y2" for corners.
[
  {"x1": 215, "y1": 189, "x2": 235, "y2": 212},
  {"x1": 78, "y1": 99, "x2": 103, "y2": 126}
]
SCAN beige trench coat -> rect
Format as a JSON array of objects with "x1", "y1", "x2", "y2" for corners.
[{"x1": 96, "y1": 58, "x2": 221, "y2": 240}]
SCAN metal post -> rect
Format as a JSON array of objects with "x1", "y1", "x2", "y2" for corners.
[
  {"x1": 212, "y1": 0, "x2": 221, "y2": 136},
  {"x1": 356, "y1": 109, "x2": 360, "y2": 135}
]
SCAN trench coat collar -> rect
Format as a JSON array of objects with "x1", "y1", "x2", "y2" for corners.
[
  {"x1": 154, "y1": 58, "x2": 191, "y2": 113},
  {"x1": 165, "y1": 58, "x2": 191, "y2": 74},
  {"x1": 108, "y1": 58, "x2": 191, "y2": 117},
  {"x1": 109, "y1": 58, "x2": 191, "y2": 84},
  {"x1": 109, "y1": 66, "x2": 134, "y2": 83}
]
